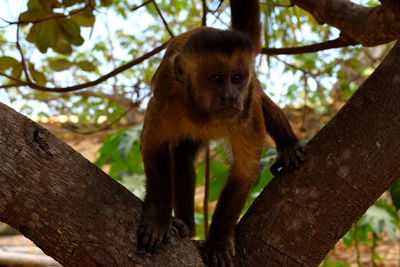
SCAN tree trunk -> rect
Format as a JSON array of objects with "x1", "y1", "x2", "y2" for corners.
[
  {"x1": 0, "y1": 42, "x2": 399, "y2": 267},
  {"x1": 235, "y1": 40, "x2": 400, "y2": 266}
]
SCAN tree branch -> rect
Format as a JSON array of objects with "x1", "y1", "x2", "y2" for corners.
[
  {"x1": 261, "y1": 37, "x2": 355, "y2": 55},
  {"x1": 235, "y1": 40, "x2": 400, "y2": 266},
  {"x1": 261, "y1": 37, "x2": 356, "y2": 55},
  {"x1": 152, "y1": 0, "x2": 174, "y2": 37},
  {"x1": 290, "y1": 0, "x2": 400, "y2": 46},
  {"x1": 130, "y1": 0, "x2": 153, "y2": 12},
  {"x1": 0, "y1": 42, "x2": 169, "y2": 93}
]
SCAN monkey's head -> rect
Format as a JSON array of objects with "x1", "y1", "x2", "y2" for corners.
[{"x1": 174, "y1": 30, "x2": 255, "y2": 124}]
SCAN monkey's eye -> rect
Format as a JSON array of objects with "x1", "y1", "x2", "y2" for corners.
[
  {"x1": 232, "y1": 74, "x2": 243, "y2": 84},
  {"x1": 209, "y1": 75, "x2": 223, "y2": 84}
]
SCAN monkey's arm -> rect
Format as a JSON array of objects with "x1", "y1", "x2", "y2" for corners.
[
  {"x1": 138, "y1": 119, "x2": 173, "y2": 253},
  {"x1": 261, "y1": 92, "x2": 306, "y2": 175}
]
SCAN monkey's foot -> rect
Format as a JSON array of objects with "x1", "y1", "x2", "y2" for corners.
[
  {"x1": 137, "y1": 216, "x2": 192, "y2": 253},
  {"x1": 205, "y1": 236, "x2": 235, "y2": 267},
  {"x1": 137, "y1": 215, "x2": 171, "y2": 253},
  {"x1": 270, "y1": 139, "x2": 307, "y2": 175},
  {"x1": 171, "y1": 217, "x2": 192, "y2": 237}
]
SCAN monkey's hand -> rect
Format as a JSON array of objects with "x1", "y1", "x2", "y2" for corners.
[
  {"x1": 270, "y1": 140, "x2": 306, "y2": 176},
  {"x1": 137, "y1": 210, "x2": 191, "y2": 253},
  {"x1": 205, "y1": 236, "x2": 235, "y2": 267}
]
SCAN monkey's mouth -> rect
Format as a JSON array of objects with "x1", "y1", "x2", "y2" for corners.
[{"x1": 211, "y1": 107, "x2": 241, "y2": 118}]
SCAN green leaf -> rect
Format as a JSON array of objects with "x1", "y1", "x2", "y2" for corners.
[
  {"x1": 62, "y1": 0, "x2": 86, "y2": 7},
  {"x1": 77, "y1": 60, "x2": 96, "y2": 72},
  {"x1": 36, "y1": 20, "x2": 59, "y2": 53},
  {"x1": 100, "y1": 0, "x2": 113, "y2": 6},
  {"x1": 19, "y1": 8, "x2": 44, "y2": 22},
  {"x1": 0, "y1": 56, "x2": 19, "y2": 71},
  {"x1": 26, "y1": 24, "x2": 39, "y2": 44},
  {"x1": 322, "y1": 261, "x2": 350, "y2": 267},
  {"x1": 49, "y1": 59, "x2": 73, "y2": 71},
  {"x1": 118, "y1": 128, "x2": 140, "y2": 162},
  {"x1": 208, "y1": 161, "x2": 229, "y2": 201},
  {"x1": 57, "y1": 18, "x2": 84, "y2": 46},
  {"x1": 11, "y1": 64, "x2": 23, "y2": 79},
  {"x1": 29, "y1": 65, "x2": 46, "y2": 86},
  {"x1": 363, "y1": 204, "x2": 398, "y2": 241},
  {"x1": 53, "y1": 38, "x2": 73, "y2": 54},
  {"x1": 71, "y1": 13, "x2": 95, "y2": 27},
  {"x1": 27, "y1": 0, "x2": 41, "y2": 9},
  {"x1": 389, "y1": 178, "x2": 400, "y2": 210}
]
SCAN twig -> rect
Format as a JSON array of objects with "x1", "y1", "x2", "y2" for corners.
[
  {"x1": 15, "y1": 23, "x2": 31, "y2": 82},
  {"x1": 63, "y1": 102, "x2": 139, "y2": 135},
  {"x1": 261, "y1": 37, "x2": 357, "y2": 55},
  {"x1": 272, "y1": 56, "x2": 321, "y2": 77},
  {"x1": 131, "y1": 0, "x2": 153, "y2": 12},
  {"x1": 0, "y1": 42, "x2": 169, "y2": 92},
  {"x1": 152, "y1": 0, "x2": 174, "y2": 37}
]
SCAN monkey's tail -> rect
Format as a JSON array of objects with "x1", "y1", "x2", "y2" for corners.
[{"x1": 230, "y1": 0, "x2": 262, "y2": 52}]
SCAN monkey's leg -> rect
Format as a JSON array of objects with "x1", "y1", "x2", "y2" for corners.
[
  {"x1": 172, "y1": 138, "x2": 202, "y2": 237},
  {"x1": 138, "y1": 138, "x2": 173, "y2": 253},
  {"x1": 206, "y1": 128, "x2": 265, "y2": 267}
]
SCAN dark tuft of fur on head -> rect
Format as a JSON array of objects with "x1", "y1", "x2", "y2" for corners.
[{"x1": 182, "y1": 30, "x2": 253, "y2": 56}]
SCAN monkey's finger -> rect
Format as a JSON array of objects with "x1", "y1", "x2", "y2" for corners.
[
  {"x1": 150, "y1": 231, "x2": 164, "y2": 254},
  {"x1": 146, "y1": 232, "x2": 159, "y2": 253},
  {"x1": 222, "y1": 250, "x2": 233, "y2": 267},
  {"x1": 162, "y1": 229, "x2": 170, "y2": 245},
  {"x1": 296, "y1": 147, "x2": 307, "y2": 161},
  {"x1": 215, "y1": 253, "x2": 225, "y2": 267},
  {"x1": 140, "y1": 231, "x2": 151, "y2": 252},
  {"x1": 172, "y1": 218, "x2": 190, "y2": 238},
  {"x1": 211, "y1": 253, "x2": 219, "y2": 267}
]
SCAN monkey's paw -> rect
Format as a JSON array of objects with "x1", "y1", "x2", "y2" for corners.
[
  {"x1": 205, "y1": 236, "x2": 235, "y2": 267},
  {"x1": 137, "y1": 216, "x2": 191, "y2": 253},
  {"x1": 137, "y1": 214, "x2": 171, "y2": 254},
  {"x1": 270, "y1": 139, "x2": 307, "y2": 176}
]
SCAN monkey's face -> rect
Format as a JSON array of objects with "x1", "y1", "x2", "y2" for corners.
[{"x1": 177, "y1": 50, "x2": 254, "y2": 123}]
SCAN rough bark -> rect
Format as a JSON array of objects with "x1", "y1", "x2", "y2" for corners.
[
  {"x1": 235, "y1": 40, "x2": 400, "y2": 266},
  {"x1": 0, "y1": 39, "x2": 400, "y2": 267},
  {"x1": 291, "y1": 0, "x2": 400, "y2": 46},
  {"x1": 0, "y1": 104, "x2": 203, "y2": 266}
]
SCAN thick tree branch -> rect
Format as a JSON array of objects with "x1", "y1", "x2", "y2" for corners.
[
  {"x1": 291, "y1": 0, "x2": 400, "y2": 46},
  {"x1": 236, "y1": 40, "x2": 400, "y2": 266},
  {"x1": 0, "y1": 102, "x2": 204, "y2": 266}
]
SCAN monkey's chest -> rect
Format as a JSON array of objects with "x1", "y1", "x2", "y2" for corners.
[{"x1": 162, "y1": 115, "x2": 239, "y2": 142}]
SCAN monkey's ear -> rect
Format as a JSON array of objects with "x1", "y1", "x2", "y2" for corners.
[{"x1": 173, "y1": 55, "x2": 184, "y2": 83}]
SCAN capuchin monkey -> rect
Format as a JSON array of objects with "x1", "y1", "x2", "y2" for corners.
[{"x1": 137, "y1": 0, "x2": 305, "y2": 266}]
